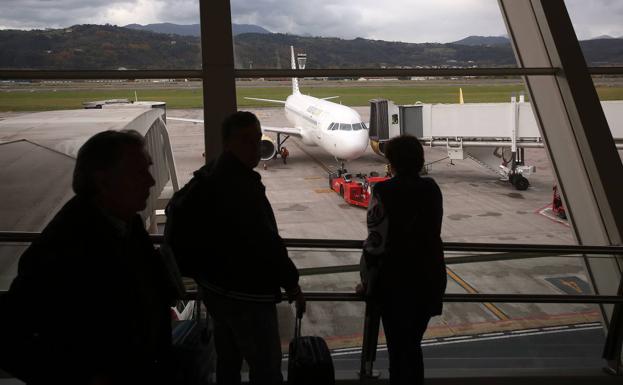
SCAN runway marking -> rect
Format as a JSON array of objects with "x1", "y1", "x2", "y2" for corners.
[
  {"x1": 314, "y1": 188, "x2": 334, "y2": 193},
  {"x1": 304, "y1": 176, "x2": 323, "y2": 180},
  {"x1": 445, "y1": 267, "x2": 510, "y2": 321},
  {"x1": 443, "y1": 336, "x2": 471, "y2": 341},
  {"x1": 542, "y1": 325, "x2": 570, "y2": 331},
  {"x1": 480, "y1": 332, "x2": 504, "y2": 337},
  {"x1": 309, "y1": 322, "x2": 603, "y2": 358}
]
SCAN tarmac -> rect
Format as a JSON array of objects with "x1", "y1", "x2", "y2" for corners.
[{"x1": 165, "y1": 107, "x2": 603, "y2": 353}]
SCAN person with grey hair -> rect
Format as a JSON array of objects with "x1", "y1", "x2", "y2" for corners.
[{"x1": 0, "y1": 130, "x2": 177, "y2": 384}]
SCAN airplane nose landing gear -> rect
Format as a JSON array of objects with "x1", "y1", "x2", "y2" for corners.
[
  {"x1": 509, "y1": 173, "x2": 530, "y2": 191},
  {"x1": 335, "y1": 159, "x2": 348, "y2": 176}
]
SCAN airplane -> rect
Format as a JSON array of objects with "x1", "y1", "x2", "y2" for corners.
[{"x1": 168, "y1": 46, "x2": 370, "y2": 172}]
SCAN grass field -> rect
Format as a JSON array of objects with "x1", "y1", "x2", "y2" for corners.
[{"x1": 1, "y1": 83, "x2": 622, "y2": 111}]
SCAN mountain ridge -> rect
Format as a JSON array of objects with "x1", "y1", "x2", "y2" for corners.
[
  {"x1": 123, "y1": 22, "x2": 271, "y2": 36},
  {"x1": 1, "y1": 25, "x2": 621, "y2": 70}
]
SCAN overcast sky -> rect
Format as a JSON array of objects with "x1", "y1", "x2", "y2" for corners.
[{"x1": 0, "y1": 0, "x2": 621, "y2": 43}]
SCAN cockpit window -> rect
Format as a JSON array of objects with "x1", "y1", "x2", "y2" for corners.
[
  {"x1": 352, "y1": 123, "x2": 362, "y2": 131},
  {"x1": 361, "y1": 122, "x2": 368, "y2": 130},
  {"x1": 339, "y1": 123, "x2": 352, "y2": 131}
]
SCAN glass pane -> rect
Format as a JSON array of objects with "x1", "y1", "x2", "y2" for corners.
[
  {"x1": 0, "y1": 81, "x2": 203, "y2": 236},
  {"x1": 591, "y1": 75, "x2": 623, "y2": 164},
  {"x1": 565, "y1": 0, "x2": 623, "y2": 67},
  {"x1": 234, "y1": 77, "x2": 588, "y2": 245},
  {"x1": 274, "y1": 248, "x2": 608, "y2": 374},
  {"x1": 231, "y1": 0, "x2": 512, "y2": 69},
  {"x1": 0, "y1": 1, "x2": 201, "y2": 70}
]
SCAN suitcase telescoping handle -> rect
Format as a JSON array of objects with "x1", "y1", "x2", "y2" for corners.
[{"x1": 294, "y1": 314, "x2": 302, "y2": 340}]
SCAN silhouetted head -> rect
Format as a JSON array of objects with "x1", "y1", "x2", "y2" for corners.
[
  {"x1": 222, "y1": 111, "x2": 262, "y2": 169},
  {"x1": 73, "y1": 130, "x2": 155, "y2": 221},
  {"x1": 384, "y1": 135, "x2": 425, "y2": 176}
]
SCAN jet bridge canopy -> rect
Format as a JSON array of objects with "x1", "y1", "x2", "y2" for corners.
[{"x1": 0, "y1": 107, "x2": 176, "y2": 290}]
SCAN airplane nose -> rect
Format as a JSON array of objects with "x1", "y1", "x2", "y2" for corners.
[{"x1": 340, "y1": 130, "x2": 369, "y2": 160}]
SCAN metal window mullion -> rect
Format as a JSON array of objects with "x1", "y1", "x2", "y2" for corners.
[
  {"x1": 0, "y1": 70, "x2": 203, "y2": 80},
  {"x1": 198, "y1": 0, "x2": 237, "y2": 163},
  {"x1": 3, "y1": 67, "x2": 622, "y2": 81}
]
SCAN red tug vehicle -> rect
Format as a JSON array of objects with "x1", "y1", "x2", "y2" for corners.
[{"x1": 329, "y1": 171, "x2": 390, "y2": 208}]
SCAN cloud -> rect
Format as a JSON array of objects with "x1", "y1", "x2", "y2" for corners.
[
  {"x1": 231, "y1": 0, "x2": 507, "y2": 43},
  {"x1": 565, "y1": 0, "x2": 623, "y2": 39},
  {"x1": 0, "y1": 0, "x2": 621, "y2": 42}
]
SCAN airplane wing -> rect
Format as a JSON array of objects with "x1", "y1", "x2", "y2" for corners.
[
  {"x1": 262, "y1": 125, "x2": 302, "y2": 137},
  {"x1": 168, "y1": 117, "x2": 302, "y2": 137},
  {"x1": 244, "y1": 97, "x2": 286, "y2": 105},
  {"x1": 168, "y1": 117, "x2": 204, "y2": 123}
]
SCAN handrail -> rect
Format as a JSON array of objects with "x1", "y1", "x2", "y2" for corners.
[
  {"x1": 179, "y1": 291, "x2": 623, "y2": 304},
  {"x1": 0, "y1": 288, "x2": 620, "y2": 305},
  {"x1": 1, "y1": 231, "x2": 622, "y2": 255}
]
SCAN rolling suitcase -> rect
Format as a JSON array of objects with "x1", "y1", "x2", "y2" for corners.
[{"x1": 287, "y1": 315, "x2": 335, "y2": 385}]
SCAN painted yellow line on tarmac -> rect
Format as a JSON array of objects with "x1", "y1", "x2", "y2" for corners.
[{"x1": 446, "y1": 267, "x2": 510, "y2": 321}]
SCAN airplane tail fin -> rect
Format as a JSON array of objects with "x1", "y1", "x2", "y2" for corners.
[{"x1": 291, "y1": 46, "x2": 300, "y2": 94}]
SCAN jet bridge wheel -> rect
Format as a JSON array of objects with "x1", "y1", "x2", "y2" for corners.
[{"x1": 514, "y1": 175, "x2": 530, "y2": 191}]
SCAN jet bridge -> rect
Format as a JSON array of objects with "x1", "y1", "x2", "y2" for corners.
[
  {"x1": 0, "y1": 107, "x2": 178, "y2": 290},
  {"x1": 369, "y1": 98, "x2": 623, "y2": 190}
]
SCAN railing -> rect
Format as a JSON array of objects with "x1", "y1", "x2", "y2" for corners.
[
  {"x1": 1, "y1": 231, "x2": 622, "y2": 377},
  {"x1": 2, "y1": 231, "x2": 622, "y2": 306}
]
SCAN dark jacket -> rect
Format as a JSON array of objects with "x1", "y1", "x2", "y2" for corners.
[
  {"x1": 0, "y1": 195, "x2": 175, "y2": 383},
  {"x1": 174, "y1": 151, "x2": 299, "y2": 301},
  {"x1": 362, "y1": 174, "x2": 446, "y2": 316}
]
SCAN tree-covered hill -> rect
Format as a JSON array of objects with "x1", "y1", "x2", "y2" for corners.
[{"x1": 1, "y1": 24, "x2": 621, "y2": 70}]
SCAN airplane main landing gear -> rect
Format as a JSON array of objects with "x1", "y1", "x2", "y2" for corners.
[{"x1": 275, "y1": 133, "x2": 290, "y2": 160}]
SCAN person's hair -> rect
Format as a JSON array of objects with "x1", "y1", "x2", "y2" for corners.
[
  {"x1": 222, "y1": 111, "x2": 260, "y2": 145},
  {"x1": 72, "y1": 130, "x2": 145, "y2": 197},
  {"x1": 384, "y1": 135, "x2": 425, "y2": 176}
]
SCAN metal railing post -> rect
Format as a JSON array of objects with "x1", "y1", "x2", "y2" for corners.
[{"x1": 359, "y1": 301, "x2": 381, "y2": 381}]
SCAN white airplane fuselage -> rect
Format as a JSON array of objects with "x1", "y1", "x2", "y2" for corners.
[{"x1": 284, "y1": 92, "x2": 369, "y2": 161}]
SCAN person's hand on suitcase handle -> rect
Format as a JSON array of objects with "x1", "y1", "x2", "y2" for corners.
[{"x1": 287, "y1": 285, "x2": 307, "y2": 318}]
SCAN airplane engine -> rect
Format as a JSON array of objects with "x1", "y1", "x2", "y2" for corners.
[
  {"x1": 370, "y1": 139, "x2": 387, "y2": 156},
  {"x1": 260, "y1": 135, "x2": 277, "y2": 160}
]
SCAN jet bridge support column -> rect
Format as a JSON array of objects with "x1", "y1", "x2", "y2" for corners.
[{"x1": 498, "y1": 0, "x2": 623, "y2": 371}]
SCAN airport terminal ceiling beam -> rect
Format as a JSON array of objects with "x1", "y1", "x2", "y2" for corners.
[
  {"x1": 498, "y1": 0, "x2": 623, "y2": 367},
  {"x1": 199, "y1": 0, "x2": 237, "y2": 162}
]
